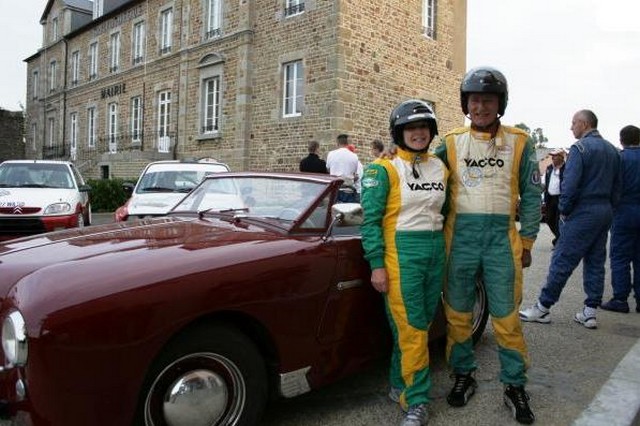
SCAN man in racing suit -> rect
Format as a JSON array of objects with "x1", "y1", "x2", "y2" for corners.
[
  {"x1": 435, "y1": 67, "x2": 540, "y2": 425},
  {"x1": 361, "y1": 100, "x2": 448, "y2": 426}
]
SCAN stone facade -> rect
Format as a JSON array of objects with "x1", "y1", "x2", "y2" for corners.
[{"x1": 25, "y1": 0, "x2": 467, "y2": 179}]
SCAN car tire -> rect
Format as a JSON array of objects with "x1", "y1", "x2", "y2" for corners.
[
  {"x1": 137, "y1": 324, "x2": 268, "y2": 426},
  {"x1": 77, "y1": 212, "x2": 85, "y2": 228},
  {"x1": 84, "y1": 204, "x2": 92, "y2": 226},
  {"x1": 472, "y1": 274, "x2": 490, "y2": 345}
]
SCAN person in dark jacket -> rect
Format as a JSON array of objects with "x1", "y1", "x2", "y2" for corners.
[
  {"x1": 299, "y1": 140, "x2": 328, "y2": 173},
  {"x1": 543, "y1": 149, "x2": 566, "y2": 246},
  {"x1": 521, "y1": 110, "x2": 621, "y2": 329},
  {"x1": 601, "y1": 125, "x2": 640, "y2": 313}
]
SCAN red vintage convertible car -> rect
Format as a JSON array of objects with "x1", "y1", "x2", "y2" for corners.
[{"x1": 0, "y1": 172, "x2": 488, "y2": 426}]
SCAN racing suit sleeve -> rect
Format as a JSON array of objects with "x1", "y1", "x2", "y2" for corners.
[
  {"x1": 558, "y1": 143, "x2": 583, "y2": 216},
  {"x1": 360, "y1": 163, "x2": 390, "y2": 270},
  {"x1": 518, "y1": 137, "x2": 541, "y2": 250}
]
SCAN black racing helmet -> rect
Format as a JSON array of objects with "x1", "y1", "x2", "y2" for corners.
[
  {"x1": 389, "y1": 100, "x2": 438, "y2": 152},
  {"x1": 460, "y1": 67, "x2": 508, "y2": 116}
]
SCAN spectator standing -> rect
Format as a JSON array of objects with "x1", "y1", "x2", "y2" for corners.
[
  {"x1": 543, "y1": 148, "x2": 566, "y2": 246},
  {"x1": 346, "y1": 144, "x2": 364, "y2": 202},
  {"x1": 371, "y1": 139, "x2": 385, "y2": 159},
  {"x1": 435, "y1": 67, "x2": 540, "y2": 425},
  {"x1": 299, "y1": 141, "x2": 328, "y2": 173},
  {"x1": 601, "y1": 125, "x2": 640, "y2": 313},
  {"x1": 520, "y1": 110, "x2": 621, "y2": 329},
  {"x1": 326, "y1": 134, "x2": 359, "y2": 202},
  {"x1": 361, "y1": 99, "x2": 447, "y2": 426}
]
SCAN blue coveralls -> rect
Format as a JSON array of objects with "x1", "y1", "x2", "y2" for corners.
[
  {"x1": 609, "y1": 146, "x2": 640, "y2": 305},
  {"x1": 539, "y1": 130, "x2": 621, "y2": 309}
]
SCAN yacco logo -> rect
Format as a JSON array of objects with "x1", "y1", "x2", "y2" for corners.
[
  {"x1": 464, "y1": 158, "x2": 505, "y2": 168},
  {"x1": 407, "y1": 182, "x2": 445, "y2": 191}
]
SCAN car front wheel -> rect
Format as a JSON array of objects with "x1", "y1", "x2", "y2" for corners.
[{"x1": 139, "y1": 324, "x2": 267, "y2": 426}]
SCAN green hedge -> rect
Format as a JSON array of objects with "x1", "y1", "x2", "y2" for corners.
[{"x1": 87, "y1": 178, "x2": 136, "y2": 212}]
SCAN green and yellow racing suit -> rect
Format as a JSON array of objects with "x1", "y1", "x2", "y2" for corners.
[
  {"x1": 435, "y1": 125, "x2": 540, "y2": 385},
  {"x1": 361, "y1": 148, "x2": 448, "y2": 408}
]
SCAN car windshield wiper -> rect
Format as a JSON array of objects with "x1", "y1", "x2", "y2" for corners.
[
  {"x1": 197, "y1": 207, "x2": 249, "y2": 219},
  {"x1": 15, "y1": 184, "x2": 47, "y2": 188},
  {"x1": 139, "y1": 186, "x2": 175, "y2": 192}
]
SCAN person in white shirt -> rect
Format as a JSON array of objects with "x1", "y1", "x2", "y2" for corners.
[
  {"x1": 543, "y1": 148, "x2": 566, "y2": 246},
  {"x1": 326, "y1": 134, "x2": 360, "y2": 202}
]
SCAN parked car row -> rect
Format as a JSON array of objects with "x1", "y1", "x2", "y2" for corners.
[{"x1": 0, "y1": 171, "x2": 490, "y2": 425}]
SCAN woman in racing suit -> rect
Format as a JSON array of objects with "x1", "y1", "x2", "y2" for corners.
[{"x1": 361, "y1": 99, "x2": 448, "y2": 426}]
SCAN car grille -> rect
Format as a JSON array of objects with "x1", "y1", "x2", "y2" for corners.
[
  {"x1": 0, "y1": 207, "x2": 42, "y2": 214},
  {"x1": 0, "y1": 218, "x2": 46, "y2": 239}
]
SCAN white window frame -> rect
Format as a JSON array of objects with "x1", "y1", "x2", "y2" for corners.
[
  {"x1": 93, "y1": 0, "x2": 104, "y2": 19},
  {"x1": 48, "y1": 118, "x2": 55, "y2": 147},
  {"x1": 206, "y1": 0, "x2": 222, "y2": 39},
  {"x1": 157, "y1": 91, "x2": 171, "y2": 152},
  {"x1": 52, "y1": 17, "x2": 58, "y2": 41},
  {"x1": 71, "y1": 51, "x2": 80, "y2": 85},
  {"x1": 108, "y1": 102, "x2": 118, "y2": 153},
  {"x1": 160, "y1": 8, "x2": 173, "y2": 54},
  {"x1": 31, "y1": 122, "x2": 37, "y2": 151},
  {"x1": 285, "y1": 0, "x2": 305, "y2": 17},
  {"x1": 70, "y1": 112, "x2": 78, "y2": 159},
  {"x1": 32, "y1": 70, "x2": 39, "y2": 99},
  {"x1": 49, "y1": 61, "x2": 57, "y2": 92},
  {"x1": 131, "y1": 96, "x2": 143, "y2": 143},
  {"x1": 282, "y1": 60, "x2": 303, "y2": 117},
  {"x1": 422, "y1": 0, "x2": 436, "y2": 39},
  {"x1": 89, "y1": 42, "x2": 98, "y2": 80},
  {"x1": 110, "y1": 32, "x2": 121, "y2": 73},
  {"x1": 202, "y1": 76, "x2": 221, "y2": 134},
  {"x1": 87, "y1": 107, "x2": 96, "y2": 148},
  {"x1": 132, "y1": 21, "x2": 145, "y2": 65}
]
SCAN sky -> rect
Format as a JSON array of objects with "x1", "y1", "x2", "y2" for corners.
[{"x1": 2, "y1": 1, "x2": 639, "y2": 149}]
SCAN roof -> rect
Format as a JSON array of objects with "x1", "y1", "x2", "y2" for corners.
[{"x1": 41, "y1": 0, "x2": 93, "y2": 23}]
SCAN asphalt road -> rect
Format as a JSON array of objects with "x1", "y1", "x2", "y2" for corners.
[{"x1": 90, "y1": 214, "x2": 640, "y2": 425}]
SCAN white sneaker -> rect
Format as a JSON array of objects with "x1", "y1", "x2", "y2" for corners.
[
  {"x1": 574, "y1": 309, "x2": 597, "y2": 329},
  {"x1": 401, "y1": 404, "x2": 428, "y2": 426},
  {"x1": 519, "y1": 302, "x2": 551, "y2": 323}
]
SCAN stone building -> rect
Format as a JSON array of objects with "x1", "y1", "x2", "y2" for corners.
[
  {"x1": 25, "y1": 0, "x2": 467, "y2": 179},
  {"x1": 0, "y1": 109, "x2": 25, "y2": 162}
]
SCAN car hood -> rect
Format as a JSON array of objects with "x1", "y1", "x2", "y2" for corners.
[
  {"x1": 0, "y1": 188, "x2": 81, "y2": 210},
  {"x1": 0, "y1": 216, "x2": 302, "y2": 307},
  {"x1": 127, "y1": 193, "x2": 185, "y2": 215}
]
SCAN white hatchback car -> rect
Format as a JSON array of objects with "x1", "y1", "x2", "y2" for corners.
[
  {"x1": 114, "y1": 159, "x2": 229, "y2": 222},
  {"x1": 0, "y1": 160, "x2": 91, "y2": 241}
]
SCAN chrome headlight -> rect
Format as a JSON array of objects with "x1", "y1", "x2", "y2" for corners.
[
  {"x1": 2, "y1": 311, "x2": 28, "y2": 367},
  {"x1": 44, "y1": 202, "x2": 72, "y2": 215}
]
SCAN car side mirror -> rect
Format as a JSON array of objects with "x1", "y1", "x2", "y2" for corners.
[
  {"x1": 78, "y1": 184, "x2": 92, "y2": 192},
  {"x1": 324, "y1": 203, "x2": 363, "y2": 241},
  {"x1": 122, "y1": 182, "x2": 135, "y2": 196}
]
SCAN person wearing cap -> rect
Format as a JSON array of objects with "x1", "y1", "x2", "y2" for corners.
[
  {"x1": 543, "y1": 148, "x2": 566, "y2": 246},
  {"x1": 601, "y1": 124, "x2": 640, "y2": 314},
  {"x1": 326, "y1": 134, "x2": 359, "y2": 202},
  {"x1": 521, "y1": 110, "x2": 621, "y2": 329},
  {"x1": 361, "y1": 99, "x2": 447, "y2": 426},
  {"x1": 435, "y1": 67, "x2": 540, "y2": 424}
]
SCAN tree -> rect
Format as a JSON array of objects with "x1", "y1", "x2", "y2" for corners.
[{"x1": 514, "y1": 123, "x2": 548, "y2": 148}]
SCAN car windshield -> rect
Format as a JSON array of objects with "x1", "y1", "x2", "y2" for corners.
[
  {"x1": 136, "y1": 164, "x2": 228, "y2": 194},
  {"x1": 0, "y1": 163, "x2": 74, "y2": 189},
  {"x1": 171, "y1": 176, "x2": 328, "y2": 224}
]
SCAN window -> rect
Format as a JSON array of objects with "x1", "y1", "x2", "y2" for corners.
[
  {"x1": 422, "y1": 0, "x2": 436, "y2": 39},
  {"x1": 110, "y1": 32, "x2": 120, "y2": 73},
  {"x1": 87, "y1": 107, "x2": 96, "y2": 148},
  {"x1": 283, "y1": 60, "x2": 303, "y2": 117},
  {"x1": 48, "y1": 118, "x2": 55, "y2": 147},
  {"x1": 108, "y1": 103, "x2": 118, "y2": 153},
  {"x1": 52, "y1": 17, "x2": 58, "y2": 41},
  {"x1": 131, "y1": 96, "x2": 143, "y2": 143},
  {"x1": 205, "y1": 0, "x2": 222, "y2": 39},
  {"x1": 284, "y1": 0, "x2": 305, "y2": 17},
  {"x1": 49, "y1": 61, "x2": 57, "y2": 92},
  {"x1": 160, "y1": 8, "x2": 173, "y2": 54},
  {"x1": 157, "y1": 91, "x2": 171, "y2": 152},
  {"x1": 70, "y1": 113, "x2": 78, "y2": 158},
  {"x1": 31, "y1": 122, "x2": 37, "y2": 151},
  {"x1": 32, "y1": 70, "x2": 39, "y2": 99},
  {"x1": 89, "y1": 42, "x2": 98, "y2": 80},
  {"x1": 132, "y1": 21, "x2": 145, "y2": 65},
  {"x1": 202, "y1": 77, "x2": 220, "y2": 134},
  {"x1": 71, "y1": 51, "x2": 80, "y2": 86},
  {"x1": 93, "y1": 0, "x2": 104, "y2": 19}
]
